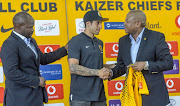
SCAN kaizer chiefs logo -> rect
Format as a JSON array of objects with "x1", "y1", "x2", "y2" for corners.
[
  {"x1": 99, "y1": 45, "x2": 103, "y2": 52},
  {"x1": 98, "y1": 11, "x2": 102, "y2": 17}
]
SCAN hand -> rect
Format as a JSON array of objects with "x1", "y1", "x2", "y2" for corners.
[
  {"x1": 127, "y1": 62, "x2": 146, "y2": 72},
  {"x1": 39, "y1": 77, "x2": 46, "y2": 87},
  {"x1": 103, "y1": 68, "x2": 112, "y2": 80},
  {"x1": 98, "y1": 67, "x2": 111, "y2": 80}
]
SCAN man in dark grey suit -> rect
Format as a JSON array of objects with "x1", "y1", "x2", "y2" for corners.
[
  {"x1": 1, "y1": 12, "x2": 68, "y2": 106},
  {"x1": 111, "y1": 10, "x2": 173, "y2": 106}
]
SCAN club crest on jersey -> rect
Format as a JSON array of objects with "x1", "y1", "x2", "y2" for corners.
[
  {"x1": 98, "y1": 11, "x2": 102, "y2": 17},
  {"x1": 99, "y1": 45, "x2": 103, "y2": 52}
]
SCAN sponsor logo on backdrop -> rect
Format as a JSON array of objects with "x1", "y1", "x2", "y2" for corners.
[
  {"x1": 109, "y1": 99, "x2": 121, "y2": 106},
  {"x1": 44, "y1": 103, "x2": 64, "y2": 106},
  {"x1": 167, "y1": 41, "x2": 178, "y2": 56},
  {"x1": 0, "y1": 66, "x2": 4, "y2": 83},
  {"x1": 38, "y1": 45, "x2": 60, "y2": 53},
  {"x1": 172, "y1": 31, "x2": 180, "y2": 36},
  {"x1": 1, "y1": 26, "x2": 14, "y2": 33},
  {"x1": 146, "y1": 22, "x2": 161, "y2": 29},
  {"x1": 175, "y1": 15, "x2": 180, "y2": 28},
  {"x1": 46, "y1": 84, "x2": 64, "y2": 100},
  {"x1": 169, "y1": 98, "x2": 176, "y2": 106},
  {"x1": 169, "y1": 96, "x2": 180, "y2": 106},
  {"x1": 172, "y1": 15, "x2": 180, "y2": 36},
  {"x1": 40, "y1": 64, "x2": 62, "y2": 80},
  {"x1": 76, "y1": 18, "x2": 85, "y2": 34},
  {"x1": 35, "y1": 20, "x2": 60, "y2": 36},
  {"x1": 108, "y1": 80, "x2": 125, "y2": 96},
  {"x1": 0, "y1": 47, "x2": 1, "y2": 63},
  {"x1": 164, "y1": 60, "x2": 179, "y2": 74},
  {"x1": 0, "y1": 87, "x2": 4, "y2": 103},
  {"x1": 165, "y1": 78, "x2": 180, "y2": 93},
  {"x1": 105, "y1": 43, "x2": 118, "y2": 58},
  {"x1": 104, "y1": 22, "x2": 124, "y2": 30}
]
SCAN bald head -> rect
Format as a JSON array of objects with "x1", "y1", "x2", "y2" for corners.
[
  {"x1": 13, "y1": 12, "x2": 34, "y2": 38},
  {"x1": 13, "y1": 12, "x2": 34, "y2": 27},
  {"x1": 127, "y1": 10, "x2": 146, "y2": 27}
]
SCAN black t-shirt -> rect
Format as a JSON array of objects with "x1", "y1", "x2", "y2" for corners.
[{"x1": 68, "y1": 32, "x2": 106, "y2": 101}]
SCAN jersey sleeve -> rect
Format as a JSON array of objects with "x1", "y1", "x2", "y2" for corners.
[{"x1": 68, "y1": 36, "x2": 81, "y2": 60}]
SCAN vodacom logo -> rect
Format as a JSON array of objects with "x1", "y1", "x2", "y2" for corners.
[
  {"x1": 166, "y1": 79, "x2": 174, "y2": 88},
  {"x1": 115, "y1": 82, "x2": 123, "y2": 91},
  {"x1": 44, "y1": 46, "x2": 53, "y2": 53},
  {"x1": 167, "y1": 43, "x2": 172, "y2": 50},
  {"x1": 175, "y1": 15, "x2": 180, "y2": 28},
  {"x1": 47, "y1": 86, "x2": 56, "y2": 95},
  {"x1": 112, "y1": 44, "x2": 118, "y2": 53}
]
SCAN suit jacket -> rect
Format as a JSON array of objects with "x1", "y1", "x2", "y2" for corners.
[
  {"x1": 112, "y1": 28, "x2": 173, "y2": 106},
  {"x1": 1, "y1": 31, "x2": 67, "y2": 106}
]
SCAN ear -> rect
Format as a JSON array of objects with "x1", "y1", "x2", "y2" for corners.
[
  {"x1": 14, "y1": 24, "x2": 22, "y2": 30},
  {"x1": 86, "y1": 21, "x2": 91, "y2": 27},
  {"x1": 136, "y1": 21, "x2": 142, "y2": 27}
]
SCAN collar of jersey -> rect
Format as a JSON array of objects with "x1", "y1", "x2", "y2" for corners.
[{"x1": 81, "y1": 32, "x2": 97, "y2": 40}]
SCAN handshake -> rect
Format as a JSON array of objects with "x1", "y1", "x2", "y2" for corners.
[{"x1": 98, "y1": 67, "x2": 112, "y2": 80}]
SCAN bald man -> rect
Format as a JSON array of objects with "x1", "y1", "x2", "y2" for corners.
[
  {"x1": 111, "y1": 10, "x2": 173, "y2": 106},
  {"x1": 1, "y1": 12, "x2": 68, "y2": 106}
]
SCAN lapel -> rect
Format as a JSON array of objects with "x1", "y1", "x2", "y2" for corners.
[
  {"x1": 11, "y1": 32, "x2": 39, "y2": 67},
  {"x1": 126, "y1": 34, "x2": 133, "y2": 64},
  {"x1": 136, "y1": 28, "x2": 149, "y2": 62},
  {"x1": 31, "y1": 38, "x2": 40, "y2": 67}
]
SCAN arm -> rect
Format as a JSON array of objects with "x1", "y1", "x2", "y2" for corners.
[
  {"x1": 148, "y1": 33, "x2": 173, "y2": 73},
  {"x1": 30, "y1": 38, "x2": 68, "y2": 65},
  {"x1": 103, "y1": 64, "x2": 115, "y2": 69},
  {"x1": 111, "y1": 38, "x2": 126, "y2": 79},
  {"x1": 40, "y1": 44, "x2": 68, "y2": 65},
  {"x1": 68, "y1": 58, "x2": 109, "y2": 79}
]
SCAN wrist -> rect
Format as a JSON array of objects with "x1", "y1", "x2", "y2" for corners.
[{"x1": 144, "y1": 61, "x2": 149, "y2": 70}]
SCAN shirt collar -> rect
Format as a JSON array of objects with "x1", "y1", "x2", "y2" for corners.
[
  {"x1": 129, "y1": 27, "x2": 145, "y2": 43},
  {"x1": 13, "y1": 30, "x2": 31, "y2": 45},
  {"x1": 81, "y1": 32, "x2": 97, "y2": 40},
  {"x1": 13, "y1": 30, "x2": 27, "y2": 40}
]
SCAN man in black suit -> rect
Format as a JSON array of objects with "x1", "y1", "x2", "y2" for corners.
[
  {"x1": 1, "y1": 12, "x2": 68, "y2": 106},
  {"x1": 111, "y1": 10, "x2": 173, "y2": 106}
]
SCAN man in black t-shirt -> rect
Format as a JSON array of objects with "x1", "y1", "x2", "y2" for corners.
[{"x1": 68, "y1": 10, "x2": 114, "y2": 106}]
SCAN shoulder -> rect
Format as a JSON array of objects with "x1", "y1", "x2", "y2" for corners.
[
  {"x1": 1, "y1": 35, "x2": 18, "y2": 54},
  {"x1": 146, "y1": 28, "x2": 164, "y2": 38},
  {"x1": 68, "y1": 34, "x2": 83, "y2": 48},
  {"x1": 69, "y1": 34, "x2": 82, "y2": 42},
  {"x1": 119, "y1": 34, "x2": 129, "y2": 42},
  {"x1": 2, "y1": 35, "x2": 17, "y2": 47}
]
